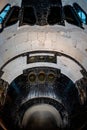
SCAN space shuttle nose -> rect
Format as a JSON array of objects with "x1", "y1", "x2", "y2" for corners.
[{"x1": 22, "y1": 104, "x2": 62, "y2": 130}]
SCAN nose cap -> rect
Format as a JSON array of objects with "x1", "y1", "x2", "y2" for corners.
[{"x1": 22, "y1": 104, "x2": 63, "y2": 130}]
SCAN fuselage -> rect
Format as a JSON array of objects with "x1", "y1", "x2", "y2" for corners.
[{"x1": 0, "y1": 0, "x2": 87, "y2": 130}]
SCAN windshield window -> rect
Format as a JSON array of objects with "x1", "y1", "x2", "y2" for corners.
[
  {"x1": 73, "y1": 3, "x2": 87, "y2": 24},
  {"x1": 0, "y1": 4, "x2": 11, "y2": 24}
]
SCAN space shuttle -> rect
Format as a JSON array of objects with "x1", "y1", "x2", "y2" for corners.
[{"x1": 0, "y1": 0, "x2": 87, "y2": 130}]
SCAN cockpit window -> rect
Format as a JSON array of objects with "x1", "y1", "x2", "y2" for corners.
[
  {"x1": 5, "y1": 6, "x2": 20, "y2": 27},
  {"x1": 64, "y1": 5, "x2": 82, "y2": 28},
  {"x1": 73, "y1": 3, "x2": 87, "y2": 24},
  {"x1": 0, "y1": 5, "x2": 20, "y2": 32},
  {"x1": 20, "y1": 0, "x2": 64, "y2": 26},
  {"x1": 0, "y1": 1, "x2": 87, "y2": 32},
  {"x1": 0, "y1": 4, "x2": 11, "y2": 24},
  {"x1": 21, "y1": 6, "x2": 36, "y2": 26},
  {"x1": 47, "y1": 6, "x2": 64, "y2": 25}
]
